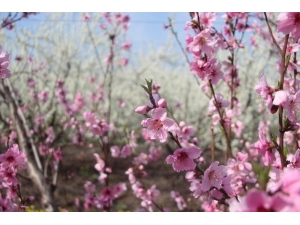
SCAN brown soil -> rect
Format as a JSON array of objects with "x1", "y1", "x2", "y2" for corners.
[{"x1": 16, "y1": 144, "x2": 225, "y2": 212}]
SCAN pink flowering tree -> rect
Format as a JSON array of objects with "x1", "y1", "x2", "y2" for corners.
[
  {"x1": 1, "y1": 12, "x2": 300, "y2": 212},
  {"x1": 133, "y1": 12, "x2": 300, "y2": 212}
]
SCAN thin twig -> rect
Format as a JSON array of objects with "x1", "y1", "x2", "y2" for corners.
[
  {"x1": 264, "y1": 12, "x2": 282, "y2": 54},
  {"x1": 208, "y1": 80, "x2": 233, "y2": 159},
  {"x1": 4, "y1": 79, "x2": 43, "y2": 170}
]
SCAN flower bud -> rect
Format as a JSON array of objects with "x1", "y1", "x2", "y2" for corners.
[
  {"x1": 135, "y1": 105, "x2": 150, "y2": 114},
  {"x1": 158, "y1": 98, "x2": 167, "y2": 108},
  {"x1": 179, "y1": 121, "x2": 186, "y2": 127}
]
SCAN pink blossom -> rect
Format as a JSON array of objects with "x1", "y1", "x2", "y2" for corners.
[
  {"x1": 98, "y1": 172, "x2": 107, "y2": 184},
  {"x1": 254, "y1": 73, "x2": 274, "y2": 110},
  {"x1": 38, "y1": 143, "x2": 49, "y2": 156},
  {"x1": 45, "y1": 126, "x2": 55, "y2": 144},
  {"x1": 258, "y1": 120, "x2": 271, "y2": 135},
  {"x1": 0, "y1": 144, "x2": 26, "y2": 170},
  {"x1": 249, "y1": 37, "x2": 258, "y2": 48},
  {"x1": 71, "y1": 93, "x2": 86, "y2": 113},
  {"x1": 163, "y1": 23, "x2": 169, "y2": 30},
  {"x1": 190, "y1": 59, "x2": 213, "y2": 80},
  {"x1": 0, "y1": 195, "x2": 17, "y2": 212},
  {"x1": 202, "y1": 161, "x2": 227, "y2": 191},
  {"x1": 284, "y1": 131, "x2": 293, "y2": 145},
  {"x1": 53, "y1": 149, "x2": 62, "y2": 162},
  {"x1": 93, "y1": 153, "x2": 105, "y2": 172},
  {"x1": 202, "y1": 200, "x2": 221, "y2": 212},
  {"x1": 227, "y1": 153, "x2": 256, "y2": 195},
  {"x1": 1, "y1": 167, "x2": 19, "y2": 187},
  {"x1": 170, "y1": 191, "x2": 187, "y2": 211},
  {"x1": 279, "y1": 169, "x2": 300, "y2": 197},
  {"x1": 254, "y1": 128, "x2": 276, "y2": 166},
  {"x1": 231, "y1": 120, "x2": 244, "y2": 138},
  {"x1": 157, "y1": 98, "x2": 167, "y2": 108},
  {"x1": 83, "y1": 13, "x2": 91, "y2": 22},
  {"x1": 289, "y1": 149, "x2": 300, "y2": 168},
  {"x1": 208, "y1": 93, "x2": 229, "y2": 113},
  {"x1": 189, "y1": 29, "x2": 215, "y2": 55},
  {"x1": 129, "y1": 130, "x2": 137, "y2": 148},
  {"x1": 0, "y1": 46, "x2": 11, "y2": 78},
  {"x1": 277, "y1": 12, "x2": 300, "y2": 41},
  {"x1": 200, "y1": 12, "x2": 217, "y2": 28},
  {"x1": 166, "y1": 146, "x2": 201, "y2": 172},
  {"x1": 120, "y1": 58, "x2": 128, "y2": 66},
  {"x1": 141, "y1": 128, "x2": 153, "y2": 143},
  {"x1": 229, "y1": 188, "x2": 290, "y2": 212},
  {"x1": 118, "y1": 99, "x2": 126, "y2": 108},
  {"x1": 104, "y1": 52, "x2": 113, "y2": 65},
  {"x1": 120, "y1": 144, "x2": 132, "y2": 158},
  {"x1": 177, "y1": 125, "x2": 195, "y2": 141},
  {"x1": 135, "y1": 105, "x2": 151, "y2": 114},
  {"x1": 83, "y1": 110, "x2": 109, "y2": 136},
  {"x1": 147, "y1": 93, "x2": 161, "y2": 108},
  {"x1": 190, "y1": 180, "x2": 204, "y2": 198},
  {"x1": 283, "y1": 90, "x2": 300, "y2": 122},
  {"x1": 38, "y1": 90, "x2": 48, "y2": 104},
  {"x1": 112, "y1": 183, "x2": 127, "y2": 198},
  {"x1": 84, "y1": 181, "x2": 95, "y2": 194},
  {"x1": 148, "y1": 146, "x2": 161, "y2": 161},
  {"x1": 99, "y1": 186, "x2": 114, "y2": 209},
  {"x1": 121, "y1": 40, "x2": 132, "y2": 51},
  {"x1": 207, "y1": 62, "x2": 223, "y2": 85},
  {"x1": 88, "y1": 76, "x2": 95, "y2": 83},
  {"x1": 286, "y1": 43, "x2": 300, "y2": 55},
  {"x1": 185, "y1": 34, "x2": 193, "y2": 52},
  {"x1": 27, "y1": 55, "x2": 34, "y2": 63},
  {"x1": 15, "y1": 55, "x2": 22, "y2": 61},
  {"x1": 110, "y1": 145, "x2": 120, "y2": 158},
  {"x1": 272, "y1": 90, "x2": 288, "y2": 106},
  {"x1": 133, "y1": 153, "x2": 148, "y2": 165},
  {"x1": 141, "y1": 108, "x2": 175, "y2": 143},
  {"x1": 141, "y1": 185, "x2": 160, "y2": 212}
]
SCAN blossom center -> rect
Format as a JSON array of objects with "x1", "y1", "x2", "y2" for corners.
[
  {"x1": 177, "y1": 152, "x2": 188, "y2": 161},
  {"x1": 233, "y1": 165, "x2": 239, "y2": 171},
  {"x1": 211, "y1": 69, "x2": 217, "y2": 77},
  {"x1": 153, "y1": 120, "x2": 163, "y2": 131},
  {"x1": 6, "y1": 156, "x2": 15, "y2": 163},
  {"x1": 199, "y1": 37, "x2": 206, "y2": 45},
  {"x1": 257, "y1": 206, "x2": 275, "y2": 212},
  {"x1": 294, "y1": 13, "x2": 300, "y2": 25},
  {"x1": 203, "y1": 18, "x2": 209, "y2": 25},
  {"x1": 215, "y1": 100, "x2": 222, "y2": 108},
  {"x1": 208, "y1": 170, "x2": 218, "y2": 181}
]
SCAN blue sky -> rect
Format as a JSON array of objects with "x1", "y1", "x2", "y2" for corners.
[{"x1": 0, "y1": 12, "x2": 228, "y2": 54}]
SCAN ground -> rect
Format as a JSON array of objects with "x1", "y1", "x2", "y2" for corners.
[{"x1": 16, "y1": 144, "x2": 225, "y2": 212}]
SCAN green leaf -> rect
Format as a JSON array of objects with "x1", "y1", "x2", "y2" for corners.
[
  {"x1": 284, "y1": 146, "x2": 289, "y2": 157},
  {"x1": 199, "y1": 163, "x2": 205, "y2": 171},
  {"x1": 145, "y1": 79, "x2": 153, "y2": 93},
  {"x1": 251, "y1": 161, "x2": 271, "y2": 191},
  {"x1": 191, "y1": 20, "x2": 198, "y2": 25},
  {"x1": 276, "y1": 81, "x2": 282, "y2": 90},
  {"x1": 286, "y1": 54, "x2": 291, "y2": 63},
  {"x1": 219, "y1": 125, "x2": 225, "y2": 134},
  {"x1": 140, "y1": 84, "x2": 149, "y2": 94},
  {"x1": 270, "y1": 133, "x2": 277, "y2": 145},
  {"x1": 283, "y1": 118, "x2": 288, "y2": 127},
  {"x1": 117, "y1": 203, "x2": 128, "y2": 211}
]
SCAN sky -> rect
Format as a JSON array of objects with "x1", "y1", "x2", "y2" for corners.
[{"x1": 0, "y1": 12, "x2": 227, "y2": 54}]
